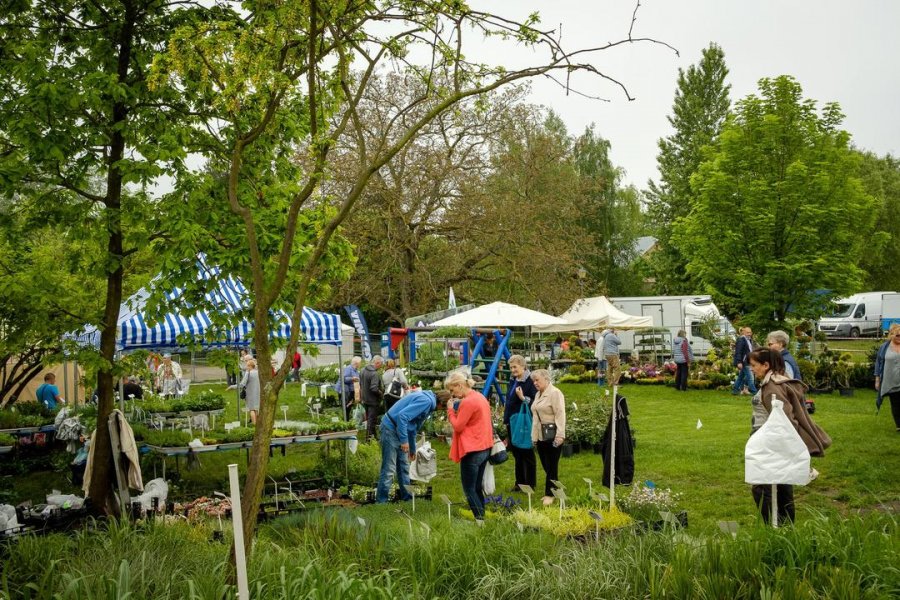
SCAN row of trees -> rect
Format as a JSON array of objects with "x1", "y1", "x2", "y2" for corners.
[
  {"x1": 645, "y1": 44, "x2": 899, "y2": 331},
  {"x1": 1, "y1": 0, "x2": 673, "y2": 571}
]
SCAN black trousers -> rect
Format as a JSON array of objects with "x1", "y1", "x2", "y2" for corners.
[
  {"x1": 536, "y1": 440, "x2": 563, "y2": 497},
  {"x1": 365, "y1": 405, "x2": 379, "y2": 441},
  {"x1": 510, "y1": 445, "x2": 536, "y2": 489},
  {"x1": 752, "y1": 484, "x2": 795, "y2": 525},
  {"x1": 675, "y1": 363, "x2": 689, "y2": 391},
  {"x1": 887, "y1": 391, "x2": 900, "y2": 428}
]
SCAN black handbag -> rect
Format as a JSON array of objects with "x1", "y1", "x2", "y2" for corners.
[{"x1": 540, "y1": 422, "x2": 557, "y2": 441}]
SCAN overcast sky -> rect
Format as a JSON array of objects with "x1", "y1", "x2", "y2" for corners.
[{"x1": 476, "y1": 0, "x2": 900, "y2": 190}]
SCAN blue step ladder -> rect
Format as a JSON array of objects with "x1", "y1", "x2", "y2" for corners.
[{"x1": 469, "y1": 328, "x2": 512, "y2": 403}]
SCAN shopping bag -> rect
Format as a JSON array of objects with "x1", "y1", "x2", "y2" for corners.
[
  {"x1": 351, "y1": 404, "x2": 366, "y2": 430},
  {"x1": 482, "y1": 462, "x2": 496, "y2": 495},
  {"x1": 489, "y1": 435, "x2": 508, "y2": 465},
  {"x1": 745, "y1": 399, "x2": 810, "y2": 485},
  {"x1": 409, "y1": 440, "x2": 437, "y2": 482},
  {"x1": 509, "y1": 403, "x2": 533, "y2": 449}
]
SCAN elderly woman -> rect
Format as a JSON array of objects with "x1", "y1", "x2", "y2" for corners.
[
  {"x1": 530, "y1": 369, "x2": 566, "y2": 506},
  {"x1": 240, "y1": 358, "x2": 261, "y2": 425},
  {"x1": 382, "y1": 358, "x2": 409, "y2": 411},
  {"x1": 747, "y1": 348, "x2": 830, "y2": 524},
  {"x1": 503, "y1": 355, "x2": 537, "y2": 492},
  {"x1": 156, "y1": 354, "x2": 183, "y2": 399},
  {"x1": 874, "y1": 323, "x2": 900, "y2": 431},
  {"x1": 672, "y1": 329, "x2": 693, "y2": 391},
  {"x1": 337, "y1": 356, "x2": 362, "y2": 412},
  {"x1": 445, "y1": 369, "x2": 493, "y2": 523},
  {"x1": 766, "y1": 330, "x2": 802, "y2": 381}
]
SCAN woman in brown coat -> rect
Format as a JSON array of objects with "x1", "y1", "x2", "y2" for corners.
[{"x1": 748, "y1": 348, "x2": 831, "y2": 524}]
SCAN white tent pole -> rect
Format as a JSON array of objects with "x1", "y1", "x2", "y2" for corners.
[
  {"x1": 338, "y1": 345, "x2": 346, "y2": 421},
  {"x1": 609, "y1": 384, "x2": 618, "y2": 510}
]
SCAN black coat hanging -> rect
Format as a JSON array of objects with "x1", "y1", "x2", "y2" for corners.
[{"x1": 601, "y1": 394, "x2": 635, "y2": 486}]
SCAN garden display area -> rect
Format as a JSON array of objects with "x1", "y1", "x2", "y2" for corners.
[{"x1": 2, "y1": 381, "x2": 898, "y2": 599}]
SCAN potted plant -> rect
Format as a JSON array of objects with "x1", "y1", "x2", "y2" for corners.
[{"x1": 832, "y1": 356, "x2": 854, "y2": 396}]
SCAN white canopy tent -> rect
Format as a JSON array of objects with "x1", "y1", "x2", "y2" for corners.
[
  {"x1": 429, "y1": 301, "x2": 569, "y2": 328},
  {"x1": 531, "y1": 296, "x2": 652, "y2": 332}
]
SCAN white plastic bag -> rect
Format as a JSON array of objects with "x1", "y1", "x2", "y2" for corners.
[
  {"x1": 409, "y1": 440, "x2": 437, "y2": 482},
  {"x1": 482, "y1": 462, "x2": 496, "y2": 495},
  {"x1": 132, "y1": 478, "x2": 169, "y2": 511},
  {"x1": 745, "y1": 399, "x2": 811, "y2": 485}
]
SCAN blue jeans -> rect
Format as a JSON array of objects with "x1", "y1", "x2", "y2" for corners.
[
  {"x1": 460, "y1": 448, "x2": 490, "y2": 520},
  {"x1": 376, "y1": 424, "x2": 412, "y2": 502},
  {"x1": 733, "y1": 365, "x2": 757, "y2": 394}
]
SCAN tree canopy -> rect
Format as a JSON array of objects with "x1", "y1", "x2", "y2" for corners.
[{"x1": 675, "y1": 75, "x2": 876, "y2": 330}]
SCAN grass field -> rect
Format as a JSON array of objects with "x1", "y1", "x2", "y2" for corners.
[{"x1": 8, "y1": 381, "x2": 899, "y2": 532}]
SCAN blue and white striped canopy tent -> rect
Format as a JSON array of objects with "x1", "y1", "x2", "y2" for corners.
[{"x1": 76, "y1": 268, "x2": 344, "y2": 350}]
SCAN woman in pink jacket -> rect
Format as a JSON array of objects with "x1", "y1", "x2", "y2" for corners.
[{"x1": 445, "y1": 370, "x2": 493, "y2": 523}]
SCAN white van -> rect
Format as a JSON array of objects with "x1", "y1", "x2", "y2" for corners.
[
  {"x1": 609, "y1": 295, "x2": 734, "y2": 356},
  {"x1": 817, "y1": 291, "x2": 898, "y2": 338}
]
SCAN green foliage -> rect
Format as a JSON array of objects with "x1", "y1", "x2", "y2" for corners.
[
  {"x1": 219, "y1": 427, "x2": 256, "y2": 444},
  {"x1": 676, "y1": 76, "x2": 876, "y2": 331},
  {"x1": 857, "y1": 151, "x2": 900, "y2": 290},
  {"x1": 646, "y1": 43, "x2": 731, "y2": 294},
  {"x1": 300, "y1": 365, "x2": 340, "y2": 385},
  {"x1": 316, "y1": 440, "x2": 381, "y2": 485},
  {"x1": 0, "y1": 432, "x2": 16, "y2": 446},
  {"x1": 170, "y1": 390, "x2": 226, "y2": 413},
  {"x1": 140, "y1": 428, "x2": 192, "y2": 447}
]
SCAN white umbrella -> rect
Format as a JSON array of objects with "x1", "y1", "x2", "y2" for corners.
[{"x1": 429, "y1": 301, "x2": 568, "y2": 328}]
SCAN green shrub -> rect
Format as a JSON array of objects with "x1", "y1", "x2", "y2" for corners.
[
  {"x1": 316, "y1": 439, "x2": 381, "y2": 485},
  {"x1": 568, "y1": 363, "x2": 586, "y2": 376},
  {"x1": 171, "y1": 390, "x2": 226, "y2": 412},
  {"x1": 0, "y1": 432, "x2": 16, "y2": 446}
]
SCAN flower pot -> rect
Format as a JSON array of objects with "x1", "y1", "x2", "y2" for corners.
[
  {"x1": 592, "y1": 443, "x2": 602, "y2": 454},
  {"x1": 838, "y1": 387, "x2": 854, "y2": 397},
  {"x1": 561, "y1": 443, "x2": 574, "y2": 458}
]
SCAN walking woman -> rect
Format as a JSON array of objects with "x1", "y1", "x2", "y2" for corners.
[
  {"x1": 503, "y1": 355, "x2": 537, "y2": 492},
  {"x1": 875, "y1": 323, "x2": 900, "y2": 431},
  {"x1": 530, "y1": 369, "x2": 566, "y2": 506},
  {"x1": 240, "y1": 358, "x2": 261, "y2": 425},
  {"x1": 747, "y1": 348, "x2": 830, "y2": 524},
  {"x1": 445, "y1": 370, "x2": 493, "y2": 524},
  {"x1": 672, "y1": 329, "x2": 693, "y2": 391}
]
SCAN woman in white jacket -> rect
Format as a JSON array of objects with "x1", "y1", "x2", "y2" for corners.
[{"x1": 530, "y1": 369, "x2": 566, "y2": 506}]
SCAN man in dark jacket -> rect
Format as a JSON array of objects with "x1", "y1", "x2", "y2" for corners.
[
  {"x1": 732, "y1": 326, "x2": 758, "y2": 395},
  {"x1": 360, "y1": 355, "x2": 384, "y2": 441}
]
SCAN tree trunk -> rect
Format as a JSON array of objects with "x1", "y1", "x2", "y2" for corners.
[{"x1": 86, "y1": 1, "x2": 135, "y2": 516}]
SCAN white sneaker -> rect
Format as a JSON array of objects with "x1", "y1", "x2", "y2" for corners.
[
  {"x1": 809, "y1": 468, "x2": 819, "y2": 482},
  {"x1": 226, "y1": 385, "x2": 237, "y2": 390}
]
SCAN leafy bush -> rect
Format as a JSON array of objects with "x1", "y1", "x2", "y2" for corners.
[
  {"x1": 511, "y1": 506, "x2": 632, "y2": 537},
  {"x1": 220, "y1": 426, "x2": 255, "y2": 443},
  {"x1": 316, "y1": 439, "x2": 381, "y2": 485},
  {"x1": 619, "y1": 482, "x2": 681, "y2": 523},
  {"x1": 301, "y1": 365, "x2": 340, "y2": 384},
  {"x1": 140, "y1": 428, "x2": 192, "y2": 447},
  {"x1": 170, "y1": 390, "x2": 226, "y2": 412},
  {"x1": 0, "y1": 432, "x2": 16, "y2": 446},
  {"x1": 568, "y1": 363, "x2": 586, "y2": 376},
  {"x1": 0, "y1": 411, "x2": 51, "y2": 429}
]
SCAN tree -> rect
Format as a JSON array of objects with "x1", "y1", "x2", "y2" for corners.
[
  {"x1": 675, "y1": 76, "x2": 876, "y2": 331},
  {"x1": 573, "y1": 125, "x2": 645, "y2": 295},
  {"x1": 0, "y1": 0, "x2": 203, "y2": 511},
  {"x1": 856, "y1": 151, "x2": 900, "y2": 291},
  {"x1": 646, "y1": 43, "x2": 730, "y2": 293},
  {"x1": 151, "y1": 0, "x2": 673, "y2": 560}
]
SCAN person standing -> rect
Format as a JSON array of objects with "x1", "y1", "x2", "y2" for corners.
[
  {"x1": 747, "y1": 348, "x2": 830, "y2": 524},
  {"x1": 381, "y1": 359, "x2": 409, "y2": 412},
  {"x1": 602, "y1": 328, "x2": 622, "y2": 385},
  {"x1": 596, "y1": 328, "x2": 610, "y2": 384},
  {"x1": 530, "y1": 369, "x2": 566, "y2": 506},
  {"x1": 503, "y1": 355, "x2": 537, "y2": 492},
  {"x1": 35, "y1": 373, "x2": 65, "y2": 410},
  {"x1": 767, "y1": 330, "x2": 801, "y2": 380},
  {"x1": 336, "y1": 356, "x2": 362, "y2": 413},
  {"x1": 376, "y1": 389, "x2": 450, "y2": 503},
  {"x1": 122, "y1": 376, "x2": 143, "y2": 401},
  {"x1": 156, "y1": 354, "x2": 183, "y2": 399},
  {"x1": 672, "y1": 329, "x2": 693, "y2": 391},
  {"x1": 732, "y1": 326, "x2": 758, "y2": 395},
  {"x1": 360, "y1": 356, "x2": 384, "y2": 441},
  {"x1": 290, "y1": 351, "x2": 302, "y2": 383},
  {"x1": 240, "y1": 359, "x2": 260, "y2": 425},
  {"x1": 445, "y1": 370, "x2": 493, "y2": 524},
  {"x1": 874, "y1": 323, "x2": 900, "y2": 431}
]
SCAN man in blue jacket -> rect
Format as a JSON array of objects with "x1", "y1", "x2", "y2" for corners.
[
  {"x1": 732, "y1": 326, "x2": 758, "y2": 395},
  {"x1": 376, "y1": 388, "x2": 451, "y2": 503}
]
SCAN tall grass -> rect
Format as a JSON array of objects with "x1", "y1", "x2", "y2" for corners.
[{"x1": 2, "y1": 510, "x2": 897, "y2": 599}]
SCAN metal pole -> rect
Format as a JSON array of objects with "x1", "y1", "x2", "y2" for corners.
[
  {"x1": 228, "y1": 464, "x2": 250, "y2": 600},
  {"x1": 338, "y1": 346, "x2": 346, "y2": 421},
  {"x1": 771, "y1": 484, "x2": 778, "y2": 528},
  {"x1": 609, "y1": 385, "x2": 618, "y2": 509}
]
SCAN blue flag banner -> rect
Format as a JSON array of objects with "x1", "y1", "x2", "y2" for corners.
[{"x1": 344, "y1": 305, "x2": 373, "y2": 361}]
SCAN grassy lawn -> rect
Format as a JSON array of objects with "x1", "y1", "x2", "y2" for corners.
[{"x1": 7, "y1": 381, "x2": 898, "y2": 534}]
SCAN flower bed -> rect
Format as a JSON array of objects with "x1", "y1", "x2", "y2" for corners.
[{"x1": 510, "y1": 506, "x2": 633, "y2": 538}]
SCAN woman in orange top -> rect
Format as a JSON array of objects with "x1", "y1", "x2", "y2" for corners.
[{"x1": 445, "y1": 370, "x2": 493, "y2": 523}]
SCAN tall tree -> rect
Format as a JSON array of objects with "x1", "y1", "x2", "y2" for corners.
[
  {"x1": 675, "y1": 76, "x2": 876, "y2": 331},
  {"x1": 573, "y1": 125, "x2": 645, "y2": 295},
  {"x1": 0, "y1": 0, "x2": 203, "y2": 511},
  {"x1": 151, "y1": 0, "x2": 673, "y2": 557},
  {"x1": 857, "y1": 151, "x2": 900, "y2": 291},
  {"x1": 646, "y1": 42, "x2": 730, "y2": 293}
]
